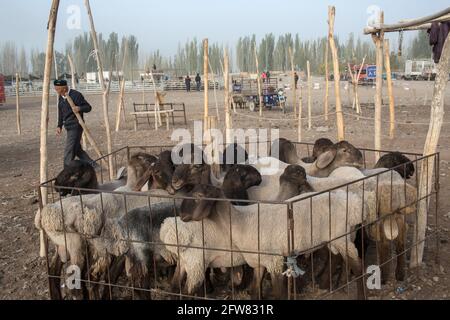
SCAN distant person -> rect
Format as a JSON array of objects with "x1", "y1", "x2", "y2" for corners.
[
  {"x1": 294, "y1": 72, "x2": 299, "y2": 89},
  {"x1": 54, "y1": 79, "x2": 97, "y2": 169},
  {"x1": 195, "y1": 73, "x2": 201, "y2": 91},
  {"x1": 266, "y1": 70, "x2": 271, "y2": 79},
  {"x1": 153, "y1": 63, "x2": 157, "y2": 72},
  {"x1": 261, "y1": 72, "x2": 267, "y2": 83},
  {"x1": 185, "y1": 75, "x2": 191, "y2": 92}
]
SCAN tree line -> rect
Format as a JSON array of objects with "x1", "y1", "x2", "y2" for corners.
[{"x1": 0, "y1": 30, "x2": 432, "y2": 79}]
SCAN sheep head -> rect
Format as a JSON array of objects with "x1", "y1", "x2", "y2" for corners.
[
  {"x1": 312, "y1": 141, "x2": 363, "y2": 177},
  {"x1": 171, "y1": 163, "x2": 211, "y2": 194},
  {"x1": 180, "y1": 184, "x2": 222, "y2": 222}
]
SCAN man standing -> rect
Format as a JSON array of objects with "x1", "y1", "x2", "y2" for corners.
[
  {"x1": 54, "y1": 79, "x2": 97, "y2": 168},
  {"x1": 195, "y1": 73, "x2": 201, "y2": 91},
  {"x1": 185, "y1": 75, "x2": 191, "y2": 92},
  {"x1": 294, "y1": 72, "x2": 299, "y2": 89}
]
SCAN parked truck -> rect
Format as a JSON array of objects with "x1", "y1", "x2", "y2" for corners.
[{"x1": 402, "y1": 59, "x2": 436, "y2": 81}]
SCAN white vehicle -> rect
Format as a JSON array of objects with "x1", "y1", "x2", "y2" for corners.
[{"x1": 403, "y1": 59, "x2": 436, "y2": 81}]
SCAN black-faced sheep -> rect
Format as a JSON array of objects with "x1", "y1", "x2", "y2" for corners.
[
  {"x1": 374, "y1": 152, "x2": 415, "y2": 179},
  {"x1": 166, "y1": 184, "x2": 367, "y2": 299}
]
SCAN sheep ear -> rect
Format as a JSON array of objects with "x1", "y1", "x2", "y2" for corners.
[{"x1": 316, "y1": 149, "x2": 336, "y2": 169}]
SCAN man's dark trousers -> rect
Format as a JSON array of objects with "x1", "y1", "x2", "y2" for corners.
[{"x1": 64, "y1": 127, "x2": 94, "y2": 167}]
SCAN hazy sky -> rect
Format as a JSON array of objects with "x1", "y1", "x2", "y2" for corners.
[{"x1": 1, "y1": 0, "x2": 449, "y2": 56}]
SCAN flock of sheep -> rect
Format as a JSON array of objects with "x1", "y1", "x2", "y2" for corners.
[{"x1": 34, "y1": 138, "x2": 418, "y2": 300}]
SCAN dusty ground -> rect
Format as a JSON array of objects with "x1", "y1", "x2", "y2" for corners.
[{"x1": 1, "y1": 76, "x2": 450, "y2": 299}]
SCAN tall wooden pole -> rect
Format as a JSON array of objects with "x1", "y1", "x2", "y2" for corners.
[
  {"x1": 298, "y1": 86, "x2": 303, "y2": 142},
  {"x1": 208, "y1": 60, "x2": 220, "y2": 121},
  {"x1": 307, "y1": 61, "x2": 312, "y2": 130},
  {"x1": 411, "y1": 33, "x2": 450, "y2": 268},
  {"x1": 39, "y1": 0, "x2": 60, "y2": 257},
  {"x1": 328, "y1": 6, "x2": 345, "y2": 141},
  {"x1": 224, "y1": 48, "x2": 232, "y2": 144},
  {"x1": 324, "y1": 37, "x2": 329, "y2": 121},
  {"x1": 289, "y1": 46, "x2": 296, "y2": 116},
  {"x1": 372, "y1": 11, "x2": 384, "y2": 161},
  {"x1": 254, "y1": 45, "x2": 263, "y2": 118},
  {"x1": 84, "y1": 0, "x2": 114, "y2": 180},
  {"x1": 203, "y1": 39, "x2": 209, "y2": 132},
  {"x1": 15, "y1": 73, "x2": 21, "y2": 135},
  {"x1": 384, "y1": 39, "x2": 395, "y2": 139},
  {"x1": 40, "y1": 0, "x2": 59, "y2": 206},
  {"x1": 115, "y1": 41, "x2": 128, "y2": 132}
]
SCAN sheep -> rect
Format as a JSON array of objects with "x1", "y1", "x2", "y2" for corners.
[
  {"x1": 167, "y1": 184, "x2": 368, "y2": 299},
  {"x1": 374, "y1": 152, "x2": 415, "y2": 179},
  {"x1": 35, "y1": 152, "x2": 164, "y2": 281},
  {"x1": 87, "y1": 201, "x2": 180, "y2": 299},
  {"x1": 55, "y1": 160, "x2": 98, "y2": 196},
  {"x1": 221, "y1": 142, "x2": 249, "y2": 174},
  {"x1": 305, "y1": 166, "x2": 417, "y2": 284},
  {"x1": 248, "y1": 142, "x2": 363, "y2": 202},
  {"x1": 54, "y1": 153, "x2": 157, "y2": 195},
  {"x1": 275, "y1": 165, "x2": 313, "y2": 200},
  {"x1": 271, "y1": 137, "x2": 334, "y2": 165},
  {"x1": 159, "y1": 165, "x2": 262, "y2": 296}
]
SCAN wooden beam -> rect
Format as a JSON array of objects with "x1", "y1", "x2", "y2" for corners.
[
  {"x1": 411, "y1": 32, "x2": 450, "y2": 268},
  {"x1": 364, "y1": 7, "x2": 450, "y2": 34},
  {"x1": 328, "y1": 6, "x2": 345, "y2": 141},
  {"x1": 84, "y1": 0, "x2": 114, "y2": 180},
  {"x1": 384, "y1": 39, "x2": 395, "y2": 139},
  {"x1": 372, "y1": 11, "x2": 384, "y2": 162}
]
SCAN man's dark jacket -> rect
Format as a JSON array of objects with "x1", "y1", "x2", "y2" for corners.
[{"x1": 57, "y1": 89, "x2": 92, "y2": 130}]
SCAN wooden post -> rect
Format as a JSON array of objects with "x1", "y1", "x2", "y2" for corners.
[
  {"x1": 203, "y1": 39, "x2": 209, "y2": 131},
  {"x1": 208, "y1": 60, "x2": 220, "y2": 121},
  {"x1": 149, "y1": 72, "x2": 161, "y2": 130},
  {"x1": 307, "y1": 61, "x2": 312, "y2": 130},
  {"x1": 372, "y1": 11, "x2": 384, "y2": 161},
  {"x1": 298, "y1": 84, "x2": 303, "y2": 141},
  {"x1": 355, "y1": 56, "x2": 366, "y2": 115},
  {"x1": 411, "y1": 32, "x2": 450, "y2": 268},
  {"x1": 39, "y1": 0, "x2": 59, "y2": 257},
  {"x1": 384, "y1": 39, "x2": 395, "y2": 139},
  {"x1": 224, "y1": 48, "x2": 233, "y2": 144},
  {"x1": 204, "y1": 115, "x2": 220, "y2": 177},
  {"x1": 324, "y1": 37, "x2": 329, "y2": 121},
  {"x1": 328, "y1": 6, "x2": 345, "y2": 141},
  {"x1": 40, "y1": 0, "x2": 60, "y2": 207},
  {"x1": 15, "y1": 73, "x2": 21, "y2": 135},
  {"x1": 289, "y1": 46, "x2": 296, "y2": 116},
  {"x1": 254, "y1": 45, "x2": 263, "y2": 118},
  {"x1": 84, "y1": 0, "x2": 114, "y2": 180},
  {"x1": 115, "y1": 42, "x2": 128, "y2": 132}
]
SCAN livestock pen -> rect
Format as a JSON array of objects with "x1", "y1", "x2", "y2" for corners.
[{"x1": 37, "y1": 142, "x2": 440, "y2": 300}]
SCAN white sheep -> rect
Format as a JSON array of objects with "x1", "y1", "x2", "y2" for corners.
[{"x1": 160, "y1": 185, "x2": 368, "y2": 299}]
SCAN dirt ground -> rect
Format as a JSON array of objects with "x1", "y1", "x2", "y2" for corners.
[{"x1": 1, "y1": 77, "x2": 450, "y2": 300}]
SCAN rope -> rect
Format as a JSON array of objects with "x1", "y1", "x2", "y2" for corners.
[
  {"x1": 342, "y1": 112, "x2": 450, "y2": 125},
  {"x1": 233, "y1": 109, "x2": 450, "y2": 126},
  {"x1": 232, "y1": 110, "x2": 337, "y2": 122}
]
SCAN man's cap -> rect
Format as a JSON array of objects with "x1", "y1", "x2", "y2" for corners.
[{"x1": 54, "y1": 79, "x2": 67, "y2": 86}]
